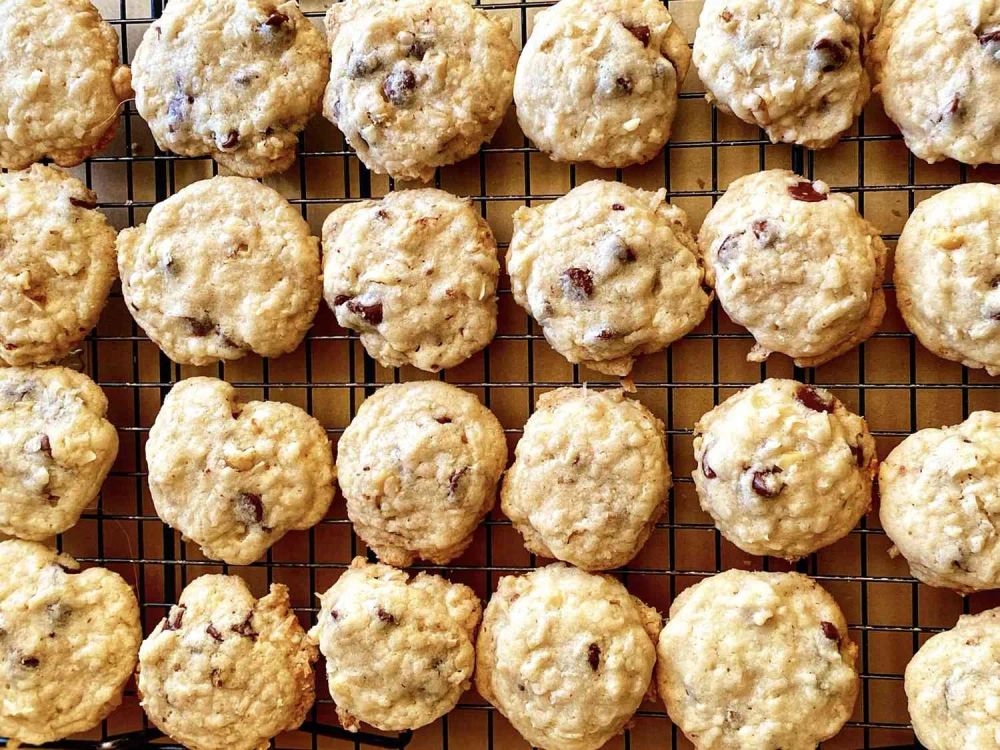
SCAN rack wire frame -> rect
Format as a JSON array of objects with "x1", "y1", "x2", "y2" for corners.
[{"x1": 3, "y1": 0, "x2": 1000, "y2": 748}]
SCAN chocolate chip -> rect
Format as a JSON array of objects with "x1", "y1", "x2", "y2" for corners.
[
  {"x1": 812, "y1": 38, "x2": 849, "y2": 72},
  {"x1": 615, "y1": 76, "x2": 634, "y2": 94},
  {"x1": 165, "y1": 604, "x2": 186, "y2": 631},
  {"x1": 587, "y1": 643, "x2": 601, "y2": 671},
  {"x1": 716, "y1": 231, "x2": 744, "y2": 266},
  {"x1": 333, "y1": 295, "x2": 350, "y2": 306},
  {"x1": 235, "y1": 492, "x2": 264, "y2": 526},
  {"x1": 382, "y1": 68, "x2": 417, "y2": 106},
  {"x1": 596, "y1": 328, "x2": 620, "y2": 340},
  {"x1": 38, "y1": 435, "x2": 51, "y2": 457},
  {"x1": 185, "y1": 317, "x2": 215, "y2": 336},
  {"x1": 448, "y1": 466, "x2": 469, "y2": 497},
  {"x1": 989, "y1": 275, "x2": 1000, "y2": 289},
  {"x1": 346, "y1": 299, "x2": 383, "y2": 325},
  {"x1": 561, "y1": 267, "x2": 594, "y2": 300},
  {"x1": 232, "y1": 613, "x2": 257, "y2": 640},
  {"x1": 377, "y1": 607, "x2": 397, "y2": 625},
  {"x1": 979, "y1": 29, "x2": 1000, "y2": 46},
  {"x1": 264, "y1": 10, "x2": 288, "y2": 27},
  {"x1": 947, "y1": 95, "x2": 963, "y2": 117},
  {"x1": 330, "y1": 609, "x2": 340, "y2": 621},
  {"x1": 788, "y1": 181, "x2": 827, "y2": 202},
  {"x1": 850, "y1": 442, "x2": 865, "y2": 468},
  {"x1": 219, "y1": 130, "x2": 239, "y2": 149},
  {"x1": 436, "y1": 416, "x2": 452, "y2": 424},
  {"x1": 795, "y1": 385, "x2": 835, "y2": 413},
  {"x1": 702, "y1": 458, "x2": 717, "y2": 479},
  {"x1": 408, "y1": 39, "x2": 431, "y2": 59},
  {"x1": 751, "y1": 467, "x2": 784, "y2": 498},
  {"x1": 211, "y1": 668, "x2": 224, "y2": 687},
  {"x1": 20, "y1": 656, "x2": 39, "y2": 669},
  {"x1": 69, "y1": 196, "x2": 98, "y2": 210},
  {"x1": 612, "y1": 203, "x2": 625, "y2": 211},
  {"x1": 821, "y1": 621, "x2": 840, "y2": 641},
  {"x1": 624, "y1": 23, "x2": 650, "y2": 46},
  {"x1": 207, "y1": 624, "x2": 223, "y2": 642},
  {"x1": 167, "y1": 93, "x2": 193, "y2": 131},
  {"x1": 348, "y1": 52, "x2": 382, "y2": 78}
]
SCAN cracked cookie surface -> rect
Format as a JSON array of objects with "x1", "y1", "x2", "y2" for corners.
[
  {"x1": 117, "y1": 176, "x2": 322, "y2": 366},
  {"x1": 0, "y1": 540, "x2": 141, "y2": 746},
  {"x1": 138, "y1": 575, "x2": 317, "y2": 750},
  {"x1": 132, "y1": 0, "x2": 328, "y2": 177},
  {"x1": 310, "y1": 557, "x2": 480, "y2": 732},
  {"x1": 146, "y1": 377, "x2": 335, "y2": 565}
]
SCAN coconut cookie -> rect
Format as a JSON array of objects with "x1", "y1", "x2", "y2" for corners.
[
  {"x1": 501, "y1": 387, "x2": 669, "y2": 570},
  {"x1": 325, "y1": 0, "x2": 517, "y2": 182},
  {"x1": 871, "y1": 0, "x2": 1000, "y2": 165},
  {"x1": 323, "y1": 189, "x2": 499, "y2": 372},
  {"x1": 117, "y1": 176, "x2": 322, "y2": 366},
  {"x1": 693, "y1": 0, "x2": 879, "y2": 149},
  {"x1": 310, "y1": 557, "x2": 480, "y2": 732},
  {"x1": 337, "y1": 380, "x2": 506, "y2": 567},
  {"x1": 514, "y1": 0, "x2": 691, "y2": 167},
  {"x1": 0, "y1": 540, "x2": 141, "y2": 747},
  {"x1": 693, "y1": 379, "x2": 876, "y2": 560},
  {"x1": 700, "y1": 169, "x2": 887, "y2": 367},
  {"x1": 657, "y1": 569, "x2": 859, "y2": 750},
  {"x1": 0, "y1": 165, "x2": 117, "y2": 366},
  {"x1": 138, "y1": 575, "x2": 317, "y2": 750},
  {"x1": 0, "y1": 367, "x2": 119, "y2": 541},
  {"x1": 508, "y1": 180, "x2": 711, "y2": 376},
  {"x1": 477, "y1": 564, "x2": 660, "y2": 750},
  {"x1": 131, "y1": 0, "x2": 328, "y2": 177},
  {"x1": 146, "y1": 377, "x2": 334, "y2": 566},
  {"x1": 895, "y1": 184, "x2": 1000, "y2": 376},
  {"x1": 0, "y1": 0, "x2": 132, "y2": 170},
  {"x1": 906, "y1": 607, "x2": 1000, "y2": 750},
  {"x1": 879, "y1": 411, "x2": 1000, "y2": 593}
]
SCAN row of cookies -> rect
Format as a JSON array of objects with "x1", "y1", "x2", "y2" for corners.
[
  {"x1": 4, "y1": 538, "x2": 994, "y2": 750},
  {"x1": 4, "y1": 358, "x2": 997, "y2": 603},
  {"x1": 5, "y1": 0, "x2": 998, "y2": 183},
  {"x1": 4, "y1": 164, "x2": 996, "y2": 379}
]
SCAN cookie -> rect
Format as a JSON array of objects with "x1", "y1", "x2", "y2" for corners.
[
  {"x1": 700, "y1": 169, "x2": 887, "y2": 367},
  {"x1": 894, "y1": 183, "x2": 1000, "y2": 376},
  {"x1": 0, "y1": 0, "x2": 132, "y2": 170},
  {"x1": 0, "y1": 164, "x2": 117, "y2": 366},
  {"x1": 137, "y1": 575, "x2": 317, "y2": 750},
  {"x1": 0, "y1": 367, "x2": 118, "y2": 541},
  {"x1": 131, "y1": 0, "x2": 328, "y2": 178},
  {"x1": 693, "y1": 379, "x2": 876, "y2": 560},
  {"x1": 656, "y1": 569, "x2": 859, "y2": 750},
  {"x1": 871, "y1": 0, "x2": 1000, "y2": 165},
  {"x1": 0, "y1": 540, "x2": 141, "y2": 746},
  {"x1": 117, "y1": 176, "x2": 322, "y2": 366},
  {"x1": 476, "y1": 563, "x2": 660, "y2": 750},
  {"x1": 513, "y1": 0, "x2": 691, "y2": 168},
  {"x1": 906, "y1": 607, "x2": 1000, "y2": 750},
  {"x1": 323, "y1": 189, "x2": 499, "y2": 372},
  {"x1": 508, "y1": 180, "x2": 711, "y2": 376},
  {"x1": 337, "y1": 380, "x2": 506, "y2": 567},
  {"x1": 146, "y1": 377, "x2": 335, "y2": 566},
  {"x1": 879, "y1": 411, "x2": 1000, "y2": 593},
  {"x1": 501, "y1": 387, "x2": 669, "y2": 570},
  {"x1": 693, "y1": 0, "x2": 879, "y2": 149},
  {"x1": 324, "y1": 0, "x2": 517, "y2": 182},
  {"x1": 310, "y1": 557, "x2": 480, "y2": 732}
]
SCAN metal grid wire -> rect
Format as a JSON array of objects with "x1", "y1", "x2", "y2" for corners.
[{"x1": 3, "y1": 0, "x2": 1000, "y2": 748}]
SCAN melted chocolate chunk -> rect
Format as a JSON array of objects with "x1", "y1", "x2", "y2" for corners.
[
  {"x1": 561, "y1": 267, "x2": 595, "y2": 300},
  {"x1": 235, "y1": 492, "x2": 264, "y2": 526},
  {"x1": 207, "y1": 624, "x2": 224, "y2": 642},
  {"x1": 20, "y1": 656, "x2": 40, "y2": 669},
  {"x1": 377, "y1": 607, "x2": 397, "y2": 625},
  {"x1": 821, "y1": 620, "x2": 840, "y2": 641},
  {"x1": 448, "y1": 466, "x2": 469, "y2": 496},
  {"x1": 167, "y1": 93, "x2": 193, "y2": 131},
  {"x1": 979, "y1": 29, "x2": 1000, "y2": 46},
  {"x1": 346, "y1": 299, "x2": 383, "y2": 325},
  {"x1": 751, "y1": 467, "x2": 784, "y2": 498},
  {"x1": 436, "y1": 416, "x2": 452, "y2": 424},
  {"x1": 612, "y1": 203, "x2": 625, "y2": 211},
  {"x1": 348, "y1": 52, "x2": 382, "y2": 78},
  {"x1": 716, "y1": 231, "x2": 744, "y2": 266},
  {"x1": 588, "y1": 642, "x2": 601, "y2": 671},
  {"x1": 812, "y1": 38, "x2": 849, "y2": 72},
  {"x1": 615, "y1": 75, "x2": 634, "y2": 94},
  {"x1": 37, "y1": 434, "x2": 51, "y2": 457},
  {"x1": 850, "y1": 441, "x2": 865, "y2": 468},
  {"x1": 333, "y1": 295, "x2": 350, "y2": 307},
  {"x1": 185, "y1": 317, "x2": 215, "y2": 337},
  {"x1": 795, "y1": 385, "x2": 835, "y2": 413},
  {"x1": 69, "y1": 196, "x2": 98, "y2": 210},
  {"x1": 624, "y1": 23, "x2": 650, "y2": 46},
  {"x1": 408, "y1": 39, "x2": 431, "y2": 59},
  {"x1": 702, "y1": 458, "x2": 717, "y2": 479},
  {"x1": 219, "y1": 130, "x2": 239, "y2": 149},
  {"x1": 232, "y1": 613, "x2": 257, "y2": 639},
  {"x1": 165, "y1": 604, "x2": 186, "y2": 631},
  {"x1": 382, "y1": 69, "x2": 417, "y2": 106},
  {"x1": 264, "y1": 10, "x2": 288, "y2": 27},
  {"x1": 788, "y1": 181, "x2": 827, "y2": 202}
]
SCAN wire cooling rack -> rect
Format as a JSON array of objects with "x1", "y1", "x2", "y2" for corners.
[{"x1": 3, "y1": 0, "x2": 1000, "y2": 748}]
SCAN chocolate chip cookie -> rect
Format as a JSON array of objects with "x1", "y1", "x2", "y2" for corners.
[
  {"x1": 0, "y1": 367, "x2": 119, "y2": 541},
  {"x1": 879, "y1": 411, "x2": 1000, "y2": 593},
  {"x1": 0, "y1": 165, "x2": 117, "y2": 366},
  {"x1": 693, "y1": 379, "x2": 876, "y2": 560},
  {"x1": 138, "y1": 575, "x2": 317, "y2": 750},
  {"x1": 501, "y1": 387, "x2": 669, "y2": 570},
  {"x1": 514, "y1": 0, "x2": 691, "y2": 167},
  {"x1": 657, "y1": 569, "x2": 859, "y2": 750},
  {"x1": 117, "y1": 176, "x2": 322, "y2": 366},
  {"x1": 0, "y1": 540, "x2": 141, "y2": 747},
  {"x1": 693, "y1": 0, "x2": 879, "y2": 149},
  {"x1": 871, "y1": 0, "x2": 1000, "y2": 165},
  {"x1": 700, "y1": 169, "x2": 887, "y2": 367},
  {"x1": 476, "y1": 563, "x2": 661, "y2": 750},
  {"x1": 310, "y1": 557, "x2": 481, "y2": 733},
  {"x1": 0, "y1": 0, "x2": 132, "y2": 169},
  {"x1": 906, "y1": 607, "x2": 1000, "y2": 750},
  {"x1": 895, "y1": 183, "x2": 1000, "y2": 376},
  {"x1": 337, "y1": 380, "x2": 507, "y2": 567},
  {"x1": 508, "y1": 180, "x2": 711, "y2": 376},
  {"x1": 323, "y1": 189, "x2": 499, "y2": 372},
  {"x1": 325, "y1": 0, "x2": 518, "y2": 182},
  {"x1": 132, "y1": 0, "x2": 328, "y2": 177},
  {"x1": 146, "y1": 377, "x2": 335, "y2": 566}
]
